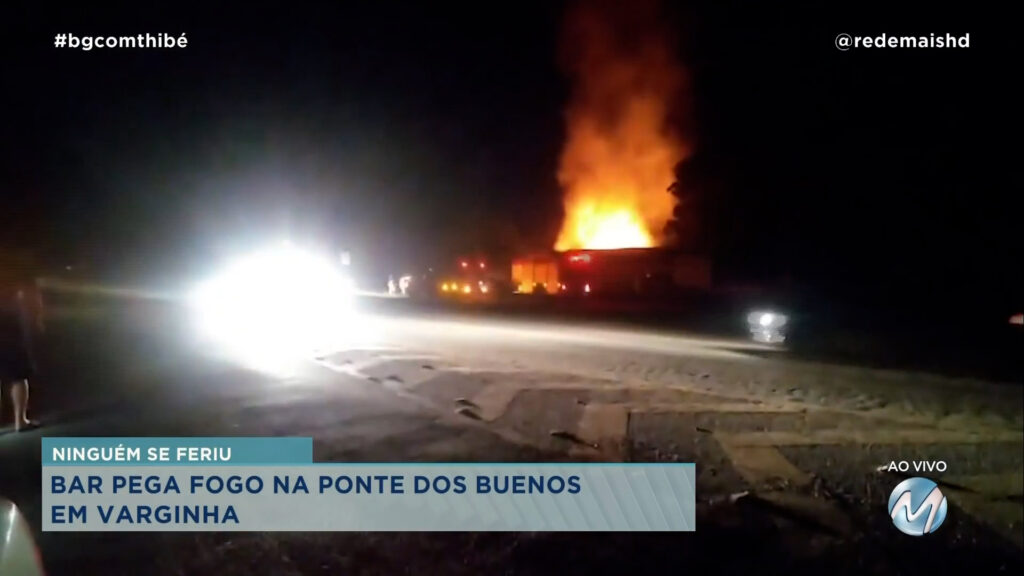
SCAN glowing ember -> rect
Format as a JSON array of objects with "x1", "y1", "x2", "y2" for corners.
[{"x1": 554, "y1": 0, "x2": 688, "y2": 252}]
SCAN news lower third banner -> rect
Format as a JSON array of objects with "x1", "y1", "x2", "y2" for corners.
[{"x1": 42, "y1": 437, "x2": 696, "y2": 532}]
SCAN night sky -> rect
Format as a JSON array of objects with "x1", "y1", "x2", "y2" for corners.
[{"x1": 4, "y1": 2, "x2": 1018, "y2": 316}]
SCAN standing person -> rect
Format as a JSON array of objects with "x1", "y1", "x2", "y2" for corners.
[{"x1": 0, "y1": 286, "x2": 39, "y2": 432}]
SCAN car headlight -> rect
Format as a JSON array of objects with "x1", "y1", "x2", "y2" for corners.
[
  {"x1": 747, "y1": 310, "x2": 788, "y2": 344},
  {"x1": 189, "y1": 245, "x2": 357, "y2": 362},
  {"x1": 748, "y1": 310, "x2": 787, "y2": 329}
]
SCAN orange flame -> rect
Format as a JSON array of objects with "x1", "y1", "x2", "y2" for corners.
[{"x1": 554, "y1": 0, "x2": 688, "y2": 252}]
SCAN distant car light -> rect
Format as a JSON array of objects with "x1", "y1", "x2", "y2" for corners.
[
  {"x1": 747, "y1": 310, "x2": 788, "y2": 344},
  {"x1": 1010, "y1": 313, "x2": 1023, "y2": 326},
  {"x1": 462, "y1": 284, "x2": 472, "y2": 294},
  {"x1": 748, "y1": 310, "x2": 787, "y2": 328},
  {"x1": 584, "y1": 283, "x2": 591, "y2": 293}
]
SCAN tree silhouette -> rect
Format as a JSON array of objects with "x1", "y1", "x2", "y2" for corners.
[{"x1": 663, "y1": 151, "x2": 721, "y2": 254}]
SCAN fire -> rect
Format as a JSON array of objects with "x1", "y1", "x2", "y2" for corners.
[
  {"x1": 554, "y1": 0, "x2": 688, "y2": 252},
  {"x1": 561, "y1": 203, "x2": 653, "y2": 250}
]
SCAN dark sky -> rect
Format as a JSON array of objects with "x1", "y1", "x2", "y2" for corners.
[{"x1": 4, "y1": 2, "x2": 1018, "y2": 312}]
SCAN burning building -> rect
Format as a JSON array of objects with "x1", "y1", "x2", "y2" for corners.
[
  {"x1": 512, "y1": 1, "x2": 709, "y2": 298},
  {"x1": 554, "y1": 0, "x2": 689, "y2": 252},
  {"x1": 513, "y1": 249, "x2": 710, "y2": 296}
]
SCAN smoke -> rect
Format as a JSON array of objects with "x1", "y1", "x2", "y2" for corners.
[{"x1": 554, "y1": 0, "x2": 690, "y2": 251}]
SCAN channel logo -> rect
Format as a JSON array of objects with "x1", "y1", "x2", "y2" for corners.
[{"x1": 888, "y1": 477, "x2": 948, "y2": 536}]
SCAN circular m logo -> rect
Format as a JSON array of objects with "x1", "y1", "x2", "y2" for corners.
[{"x1": 888, "y1": 477, "x2": 948, "y2": 536}]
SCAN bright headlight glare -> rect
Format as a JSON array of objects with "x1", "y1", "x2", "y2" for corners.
[
  {"x1": 189, "y1": 246, "x2": 357, "y2": 361},
  {"x1": 747, "y1": 310, "x2": 787, "y2": 329}
]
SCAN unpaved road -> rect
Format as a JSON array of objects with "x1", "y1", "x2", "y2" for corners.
[{"x1": 1, "y1": 303, "x2": 1021, "y2": 575}]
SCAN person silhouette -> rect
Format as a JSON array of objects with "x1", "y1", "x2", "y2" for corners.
[{"x1": 0, "y1": 287, "x2": 40, "y2": 432}]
